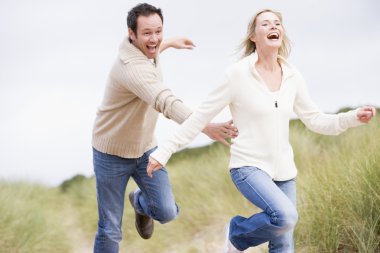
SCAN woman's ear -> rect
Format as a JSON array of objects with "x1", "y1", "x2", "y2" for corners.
[{"x1": 249, "y1": 34, "x2": 256, "y2": 43}]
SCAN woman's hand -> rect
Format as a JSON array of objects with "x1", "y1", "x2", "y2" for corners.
[
  {"x1": 357, "y1": 106, "x2": 376, "y2": 123},
  {"x1": 147, "y1": 157, "x2": 163, "y2": 178}
]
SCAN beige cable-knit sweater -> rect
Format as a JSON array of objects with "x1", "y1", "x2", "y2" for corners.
[{"x1": 92, "y1": 37, "x2": 192, "y2": 158}]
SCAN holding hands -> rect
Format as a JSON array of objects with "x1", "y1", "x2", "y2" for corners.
[
  {"x1": 147, "y1": 157, "x2": 162, "y2": 178},
  {"x1": 147, "y1": 120, "x2": 238, "y2": 177},
  {"x1": 202, "y1": 120, "x2": 238, "y2": 147}
]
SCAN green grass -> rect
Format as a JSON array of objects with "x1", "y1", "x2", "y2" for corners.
[
  {"x1": 0, "y1": 111, "x2": 379, "y2": 252},
  {"x1": 0, "y1": 181, "x2": 71, "y2": 253},
  {"x1": 293, "y1": 114, "x2": 380, "y2": 253}
]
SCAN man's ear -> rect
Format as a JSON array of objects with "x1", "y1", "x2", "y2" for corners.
[{"x1": 128, "y1": 28, "x2": 136, "y2": 42}]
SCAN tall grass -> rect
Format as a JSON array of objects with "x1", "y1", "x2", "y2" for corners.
[
  {"x1": 0, "y1": 112, "x2": 378, "y2": 252},
  {"x1": 59, "y1": 175, "x2": 98, "y2": 237},
  {"x1": 0, "y1": 181, "x2": 71, "y2": 253},
  {"x1": 293, "y1": 114, "x2": 380, "y2": 253}
]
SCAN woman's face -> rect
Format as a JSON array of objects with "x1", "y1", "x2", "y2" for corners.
[{"x1": 250, "y1": 11, "x2": 283, "y2": 51}]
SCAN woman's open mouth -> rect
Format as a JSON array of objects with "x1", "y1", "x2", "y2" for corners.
[{"x1": 267, "y1": 32, "x2": 280, "y2": 40}]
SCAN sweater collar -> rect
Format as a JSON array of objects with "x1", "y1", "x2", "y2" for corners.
[
  {"x1": 118, "y1": 37, "x2": 159, "y2": 65},
  {"x1": 248, "y1": 53, "x2": 295, "y2": 81}
]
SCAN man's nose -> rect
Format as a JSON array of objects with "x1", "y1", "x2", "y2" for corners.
[{"x1": 149, "y1": 34, "x2": 159, "y2": 42}]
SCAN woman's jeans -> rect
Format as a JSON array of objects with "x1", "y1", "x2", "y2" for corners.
[
  {"x1": 93, "y1": 147, "x2": 178, "y2": 253},
  {"x1": 229, "y1": 166, "x2": 298, "y2": 253}
]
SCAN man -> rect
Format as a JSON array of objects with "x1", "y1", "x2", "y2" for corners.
[{"x1": 92, "y1": 3, "x2": 237, "y2": 252}]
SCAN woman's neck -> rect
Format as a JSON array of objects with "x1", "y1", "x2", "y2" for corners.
[{"x1": 255, "y1": 49, "x2": 280, "y2": 72}]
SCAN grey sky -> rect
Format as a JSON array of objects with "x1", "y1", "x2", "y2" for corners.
[{"x1": 0, "y1": 0, "x2": 379, "y2": 186}]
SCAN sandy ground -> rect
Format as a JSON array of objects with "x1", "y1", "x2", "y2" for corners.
[{"x1": 68, "y1": 220, "x2": 268, "y2": 253}]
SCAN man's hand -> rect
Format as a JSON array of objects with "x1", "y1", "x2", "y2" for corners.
[
  {"x1": 357, "y1": 106, "x2": 376, "y2": 123},
  {"x1": 160, "y1": 37, "x2": 195, "y2": 53},
  {"x1": 147, "y1": 157, "x2": 163, "y2": 178},
  {"x1": 202, "y1": 120, "x2": 238, "y2": 147}
]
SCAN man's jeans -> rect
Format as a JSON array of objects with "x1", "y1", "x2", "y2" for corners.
[
  {"x1": 93, "y1": 147, "x2": 178, "y2": 253},
  {"x1": 229, "y1": 166, "x2": 298, "y2": 253}
]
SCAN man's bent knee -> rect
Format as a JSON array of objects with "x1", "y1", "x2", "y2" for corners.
[{"x1": 152, "y1": 204, "x2": 179, "y2": 224}]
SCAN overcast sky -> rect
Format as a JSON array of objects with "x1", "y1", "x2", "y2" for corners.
[{"x1": 0, "y1": 0, "x2": 379, "y2": 186}]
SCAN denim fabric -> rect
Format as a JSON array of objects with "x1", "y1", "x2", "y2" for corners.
[
  {"x1": 229, "y1": 166, "x2": 297, "y2": 253},
  {"x1": 93, "y1": 147, "x2": 178, "y2": 253}
]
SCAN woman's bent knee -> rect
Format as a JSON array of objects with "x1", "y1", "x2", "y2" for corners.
[
  {"x1": 282, "y1": 208, "x2": 298, "y2": 229},
  {"x1": 270, "y1": 206, "x2": 298, "y2": 231}
]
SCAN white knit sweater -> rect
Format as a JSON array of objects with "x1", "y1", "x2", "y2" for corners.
[{"x1": 150, "y1": 54, "x2": 362, "y2": 181}]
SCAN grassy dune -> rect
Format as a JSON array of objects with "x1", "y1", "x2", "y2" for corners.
[
  {"x1": 0, "y1": 111, "x2": 379, "y2": 252},
  {"x1": 292, "y1": 113, "x2": 380, "y2": 252},
  {"x1": 0, "y1": 182, "x2": 71, "y2": 253}
]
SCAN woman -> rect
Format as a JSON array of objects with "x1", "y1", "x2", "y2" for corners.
[{"x1": 147, "y1": 9, "x2": 376, "y2": 253}]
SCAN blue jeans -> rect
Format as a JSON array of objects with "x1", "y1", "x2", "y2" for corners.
[
  {"x1": 93, "y1": 147, "x2": 178, "y2": 253},
  {"x1": 229, "y1": 166, "x2": 298, "y2": 253}
]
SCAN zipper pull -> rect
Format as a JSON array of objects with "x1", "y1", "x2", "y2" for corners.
[{"x1": 275, "y1": 101, "x2": 278, "y2": 108}]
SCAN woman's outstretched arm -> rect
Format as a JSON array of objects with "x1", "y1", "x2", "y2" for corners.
[
  {"x1": 294, "y1": 73, "x2": 375, "y2": 135},
  {"x1": 147, "y1": 77, "x2": 234, "y2": 177}
]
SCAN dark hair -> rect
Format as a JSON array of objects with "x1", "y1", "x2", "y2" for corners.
[{"x1": 127, "y1": 3, "x2": 163, "y2": 36}]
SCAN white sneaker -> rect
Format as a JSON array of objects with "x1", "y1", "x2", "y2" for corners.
[{"x1": 224, "y1": 224, "x2": 244, "y2": 253}]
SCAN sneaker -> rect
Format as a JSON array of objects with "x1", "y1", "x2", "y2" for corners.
[
  {"x1": 224, "y1": 224, "x2": 244, "y2": 253},
  {"x1": 129, "y1": 191, "x2": 154, "y2": 239}
]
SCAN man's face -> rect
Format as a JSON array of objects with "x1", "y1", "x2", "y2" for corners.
[{"x1": 129, "y1": 13, "x2": 163, "y2": 59}]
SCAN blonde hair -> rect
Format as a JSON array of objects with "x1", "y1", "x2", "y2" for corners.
[{"x1": 240, "y1": 9, "x2": 291, "y2": 59}]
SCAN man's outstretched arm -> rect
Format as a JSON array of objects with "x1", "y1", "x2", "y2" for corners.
[
  {"x1": 125, "y1": 37, "x2": 237, "y2": 144},
  {"x1": 160, "y1": 37, "x2": 195, "y2": 53}
]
